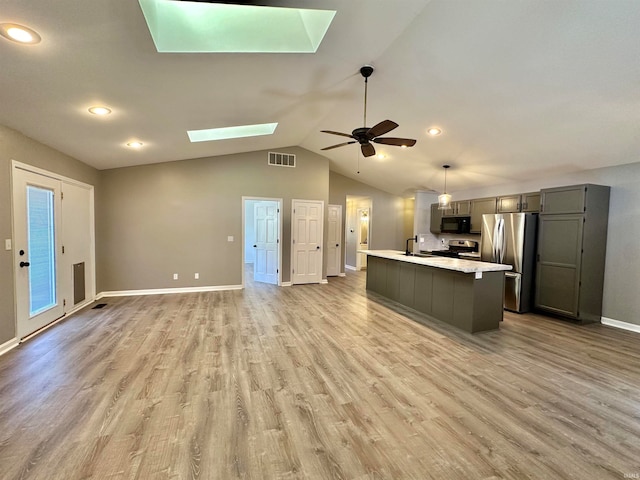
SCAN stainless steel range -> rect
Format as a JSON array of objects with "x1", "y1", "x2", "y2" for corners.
[{"x1": 425, "y1": 239, "x2": 479, "y2": 258}]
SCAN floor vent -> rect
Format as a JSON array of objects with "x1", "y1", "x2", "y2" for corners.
[
  {"x1": 92, "y1": 303, "x2": 107, "y2": 309},
  {"x1": 268, "y1": 152, "x2": 296, "y2": 167}
]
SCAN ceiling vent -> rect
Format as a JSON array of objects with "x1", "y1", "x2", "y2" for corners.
[{"x1": 268, "y1": 152, "x2": 296, "y2": 167}]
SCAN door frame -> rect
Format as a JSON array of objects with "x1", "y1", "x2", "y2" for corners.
[
  {"x1": 11, "y1": 160, "x2": 96, "y2": 338},
  {"x1": 326, "y1": 204, "x2": 344, "y2": 277},
  {"x1": 241, "y1": 196, "x2": 283, "y2": 288}
]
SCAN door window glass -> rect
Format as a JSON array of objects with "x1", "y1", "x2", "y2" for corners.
[{"x1": 27, "y1": 186, "x2": 57, "y2": 316}]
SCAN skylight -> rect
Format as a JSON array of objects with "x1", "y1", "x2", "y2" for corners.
[
  {"x1": 187, "y1": 123, "x2": 278, "y2": 142},
  {"x1": 138, "y1": 0, "x2": 336, "y2": 53}
]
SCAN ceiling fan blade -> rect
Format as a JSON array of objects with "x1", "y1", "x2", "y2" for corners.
[
  {"x1": 321, "y1": 130, "x2": 354, "y2": 139},
  {"x1": 373, "y1": 137, "x2": 417, "y2": 147},
  {"x1": 361, "y1": 143, "x2": 376, "y2": 157},
  {"x1": 367, "y1": 120, "x2": 398, "y2": 138},
  {"x1": 321, "y1": 141, "x2": 357, "y2": 151}
]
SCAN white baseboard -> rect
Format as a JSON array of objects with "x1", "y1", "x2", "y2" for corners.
[
  {"x1": 97, "y1": 284, "x2": 243, "y2": 299},
  {"x1": 338, "y1": 273, "x2": 346, "y2": 277},
  {"x1": 0, "y1": 337, "x2": 19, "y2": 357},
  {"x1": 601, "y1": 317, "x2": 640, "y2": 334},
  {"x1": 345, "y1": 265, "x2": 357, "y2": 271},
  {"x1": 281, "y1": 282, "x2": 292, "y2": 287},
  {"x1": 320, "y1": 279, "x2": 328, "y2": 284}
]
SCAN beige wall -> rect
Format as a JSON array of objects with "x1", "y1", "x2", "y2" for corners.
[
  {"x1": 0, "y1": 125, "x2": 99, "y2": 344},
  {"x1": 97, "y1": 147, "x2": 329, "y2": 291},
  {"x1": 329, "y1": 171, "x2": 407, "y2": 271}
]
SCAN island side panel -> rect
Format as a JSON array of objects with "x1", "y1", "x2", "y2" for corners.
[{"x1": 452, "y1": 271, "x2": 504, "y2": 332}]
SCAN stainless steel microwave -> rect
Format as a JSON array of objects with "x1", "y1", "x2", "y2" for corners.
[{"x1": 441, "y1": 216, "x2": 471, "y2": 234}]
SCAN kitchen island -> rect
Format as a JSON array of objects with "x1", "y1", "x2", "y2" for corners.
[{"x1": 361, "y1": 250, "x2": 512, "y2": 333}]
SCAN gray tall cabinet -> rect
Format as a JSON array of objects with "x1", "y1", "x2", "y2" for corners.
[{"x1": 535, "y1": 184, "x2": 610, "y2": 323}]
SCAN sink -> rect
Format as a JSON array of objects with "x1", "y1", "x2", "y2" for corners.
[{"x1": 403, "y1": 252, "x2": 433, "y2": 258}]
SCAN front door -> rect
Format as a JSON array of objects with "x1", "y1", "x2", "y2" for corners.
[
  {"x1": 254, "y1": 201, "x2": 279, "y2": 285},
  {"x1": 291, "y1": 200, "x2": 324, "y2": 284},
  {"x1": 326, "y1": 204, "x2": 342, "y2": 276},
  {"x1": 13, "y1": 168, "x2": 64, "y2": 338}
]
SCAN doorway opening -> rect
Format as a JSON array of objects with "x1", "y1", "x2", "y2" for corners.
[
  {"x1": 242, "y1": 197, "x2": 283, "y2": 288},
  {"x1": 346, "y1": 196, "x2": 372, "y2": 271}
]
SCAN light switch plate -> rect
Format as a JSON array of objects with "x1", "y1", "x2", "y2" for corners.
[
  {"x1": 4, "y1": 239, "x2": 11, "y2": 251},
  {"x1": 227, "y1": 236, "x2": 234, "y2": 242}
]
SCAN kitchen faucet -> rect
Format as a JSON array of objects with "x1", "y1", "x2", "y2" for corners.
[{"x1": 406, "y1": 235, "x2": 417, "y2": 255}]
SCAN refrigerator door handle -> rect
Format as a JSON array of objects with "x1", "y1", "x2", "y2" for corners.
[
  {"x1": 496, "y1": 218, "x2": 505, "y2": 264},
  {"x1": 492, "y1": 219, "x2": 500, "y2": 262},
  {"x1": 505, "y1": 271, "x2": 519, "y2": 278}
]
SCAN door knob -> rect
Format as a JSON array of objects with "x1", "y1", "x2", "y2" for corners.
[
  {"x1": 336, "y1": 244, "x2": 339, "y2": 247},
  {"x1": 20, "y1": 261, "x2": 30, "y2": 268},
  {"x1": 316, "y1": 246, "x2": 320, "y2": 250},
  {"x1": 253, "y1": 245, "x2": 257, "y2": 247}
]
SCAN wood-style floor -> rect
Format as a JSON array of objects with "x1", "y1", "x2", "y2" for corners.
[{"x1": 1, "y1": 270, "x2": 639, "y2": 479}]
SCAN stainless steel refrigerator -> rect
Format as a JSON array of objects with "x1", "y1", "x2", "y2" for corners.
[{"x1": 481, "y1": 213, "x2": 538, "y2": 313}]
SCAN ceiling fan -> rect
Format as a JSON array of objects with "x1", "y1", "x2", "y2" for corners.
[{"x1": 321, "y1": 65, "x2": 417, "y2": 158}]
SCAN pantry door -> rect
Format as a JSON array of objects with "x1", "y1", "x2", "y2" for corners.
[{"x1": 13, "y1": 168, "x2": 64, "y2": 338}]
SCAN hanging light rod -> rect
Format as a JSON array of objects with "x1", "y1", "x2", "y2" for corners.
[{"x1": 438, "y1": 164, "x2": 452, "y2": 210}]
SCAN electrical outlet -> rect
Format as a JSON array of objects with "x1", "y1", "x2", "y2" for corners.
[
  {"x1": 173, "y1": 273, "x2": 178, "y2": 280},
  {"x1": 194, "y1": 273, "x2": 199, "y2": 279}
]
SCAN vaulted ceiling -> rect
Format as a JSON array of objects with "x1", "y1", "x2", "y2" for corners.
[{"x1": 1, "y1": 0, "x2": 639, "y2": 195}]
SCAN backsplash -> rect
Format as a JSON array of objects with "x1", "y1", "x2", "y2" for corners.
[{"x1": 417, "y1": 232, "x2": 481, "y2": 252}]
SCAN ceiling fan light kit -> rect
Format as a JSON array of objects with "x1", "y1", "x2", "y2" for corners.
[
  {"x1": 321, "y1": 65, "x2": 417, "y2": 158},
  {"x1": 438, "y1": 164, "x2": 452, "y2": 210}
]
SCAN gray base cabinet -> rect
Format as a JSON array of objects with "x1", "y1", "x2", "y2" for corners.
[
  {"x1": 535, "y1": 184, "x2": 610, "y2": 323},
  {"x1": 366, "y1": 256, "x2": 504, "y2": 333}
]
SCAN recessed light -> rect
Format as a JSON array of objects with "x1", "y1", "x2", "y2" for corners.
[
  {"x1": 0, "y1": 23, "x2": 41, "y2": 44},
  {"x1": 88, "y1": 106, "x2": 112, "y2": 116},
  {"x1": 126, "y1": 141, "x2": 144, "y2": 148},
  {"x1": 377, "y1": 154, "x2": 386, "y2": 160},
  {"x1": 188, "y1": 123, "x2": 278, "y2": 142},
  {"x1": 427, "y1": 127, "x2": 442, "y2": 136}
]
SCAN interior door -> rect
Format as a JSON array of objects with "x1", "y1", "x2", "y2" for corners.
[
  {"x1": 326, "y1": 204, "x2": 342, "y2": 277},
  {"x1": 254, "y1": 201, "x2": 279, "y2": 285},
  {"x1": 13, "y1": 168, "x2": 64, "y2": 339},
  {"x1": 291, "y1": 200, "x2": 324, "y2": 284}
]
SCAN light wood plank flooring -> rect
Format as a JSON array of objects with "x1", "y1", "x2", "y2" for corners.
[{"x1": 1, "y1": 270, "x2": 639, "y2": 479}]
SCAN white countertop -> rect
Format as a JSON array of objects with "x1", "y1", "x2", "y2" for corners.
[{"x1": 359, "y1": 250, "x2": 512, "y2": 274}]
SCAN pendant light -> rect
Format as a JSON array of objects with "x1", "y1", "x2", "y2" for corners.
[{"x1": 438, "y1": 164, "x2": 452, "y2": 210}]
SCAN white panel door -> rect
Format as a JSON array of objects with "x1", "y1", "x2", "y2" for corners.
[
  {"x1": 326, "y1": 204, "x2": 342, "y2": 277},
  {"x1": 13, "y1": 168, "x2": 64, "y2": 339},
  {"x1": 292, "y1": 200, "x2": 324, "y2": 284},
  {"x1": 254, "y1": 201, "x2": 279, "y2": 285},
  {"x1": 60, "y1": 181, "x2": 94, "y2": 312}
]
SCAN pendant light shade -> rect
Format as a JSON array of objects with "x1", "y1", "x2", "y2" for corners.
[{"x1": 438, "y1": 165, "x2": 452, "y2": 210}]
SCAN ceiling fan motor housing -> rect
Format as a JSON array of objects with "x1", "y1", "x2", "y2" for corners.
[{"x1": 360, "y1": 65, "x2": 374, "y2": 78}]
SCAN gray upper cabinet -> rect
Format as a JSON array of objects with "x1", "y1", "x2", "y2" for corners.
[
  {"x1": 497, "y1": 192, "x2": 540, "y2": 213},
  {"x1": 451, "y1": 200, "x2": 471, "y2": 216},
  {"x1": 535, "y1": 184, "x2": 610, "y2": 323},
  {"x1": 540, "y1": 185, "x2": 586, "y2": 214},
  {"x1": 470, "y1": 197, "x2": 497, "y2": 233},
  {"x1": 496, "y1": 195, "x2": 521, "y2": 213},
  {"x1": 521, "y1": 192, "x2": 540, "y2": 212},
  {"x1": 430, "y1": 203, "x2": 443, "y2": 234}
]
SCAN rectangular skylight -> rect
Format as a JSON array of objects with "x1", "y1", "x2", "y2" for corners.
[
  {"x1": 187, "y1": 123, "x2": 278, "y2": 142},
  {"x1": 138, "y1": 0, "x2": 336, "y2": 53}
]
